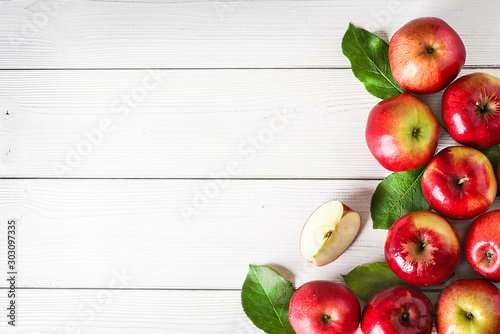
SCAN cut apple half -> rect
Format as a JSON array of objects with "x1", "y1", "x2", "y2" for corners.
[{"x1": 300, "y1": 200, "x2": 361, "y2": 266}]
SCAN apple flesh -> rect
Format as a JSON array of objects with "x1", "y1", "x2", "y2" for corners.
[
  {"x1": 289, "y1": 280, "x2": 360, "y2": 334},
  {"x1": 436, "y1": 279, "x2": 500, "y2": 334},
  {"x1": 464, "y1": 210, "x2": 500, "y2": 281},
  {"x1": 365, "y1": 93, "x2": 440, "y2": 172},
  {"x1": 421, "y1": 146, "x2": 497, "y2": 220},
  {"x1": 442, "y1": 72, "x2": 500, "y2": 149},
  {"x1": 361, "y1": 286, "x2": 433, "y2": 334},
  {"x1": 300, "y1": 200, "x2": 361, "y2": 266},
  {"x1": 389, "y1": 17, "x2": 466, "y2": 94},
  {"x1": 385, "y1": 211, "x2": 460, "y2": 287}
]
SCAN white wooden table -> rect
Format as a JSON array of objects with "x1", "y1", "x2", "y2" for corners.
[{"x1": 0, "y1": 1, "x2": 499, "y2": 333}]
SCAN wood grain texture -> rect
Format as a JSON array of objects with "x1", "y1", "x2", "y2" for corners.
[
  {"x1": 0, "y1": 178, "x2": 496, "y2": 290},
  {"x1": 0, "y1": 288, "x2": 446, "y2": 333},
  {"x1": 0, "y1": 179, "x2": 381, "y2": 289},
  {"x1": 0, "y1": 289, "x2": 255, "y2": 333},
  {"x1": 0, "y1": 0, "x2": 499, "y2": 68},
  {"x1": 0, "y1": 2, "x2": 499, "y2": 333},
  {"x1": 0, "y1": 67, "x2": 488, "y2": 179}
]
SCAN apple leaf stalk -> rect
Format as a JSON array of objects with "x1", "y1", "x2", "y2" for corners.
[
  {"x1": 342, "y1": 23, "x2": 405, "y2": 99},
  {"x1": 241, "y1": 264, "x2": 296, "y2": 334}
]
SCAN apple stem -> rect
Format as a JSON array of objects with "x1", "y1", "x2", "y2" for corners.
[
  {"x1": 457, "y1": 177, "x2": 468, "y2": 185},
  {"x1": 322, "y1": 314, "x2": 331, "y2": 324},
  {"x1": 419, "y1": 240, "x2": 430, "y2": 251},
  {"x1": 476, "y1": 101, "x2": 488, "y2": 114},
  {"x1": 486, "y1": 250, "x2": 495, "y2": 264},
  {"x1": 401, "y1": 312, "x2": 410, "y2": 323},
  {"x1": 425, "y1": 46, "x2": 434, "y2": 54}
]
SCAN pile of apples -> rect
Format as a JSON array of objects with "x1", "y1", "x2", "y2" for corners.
[{"x1": 292, "y1": 17, "x2": 500, "y2": 334}]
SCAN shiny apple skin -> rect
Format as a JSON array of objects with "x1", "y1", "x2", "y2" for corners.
[
  {"x1": 361, "y1": 286, "x2": 433, "y2": 334},
  {"x1": 385, "y1": 211, "x2": 460, "y2": 287},
  {"x1": 464, "y1": 210, "x2": 500, "y2": 281},
  {"x1": 442, "y1": 72, "x2": 500, "y2": 149},
  {"x1": 389, "y1": 17, "x2": 466, "y2": 94},
  {"x1": 436, "y1": 279, "x2": 500, "y2": 334},
  {"x1": 365, "y1": 93, "x2": 440, "y2": 172},
  {"x1": 289, "y1": 280, "x2": 360, "y2": 334},
  {"x1": 421, "y1": 146, "x2": 497, "y2": 220}
]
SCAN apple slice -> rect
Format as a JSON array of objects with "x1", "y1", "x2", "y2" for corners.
[{"x1": 300, "y1": 200, "x2": 361, "y2": 266}]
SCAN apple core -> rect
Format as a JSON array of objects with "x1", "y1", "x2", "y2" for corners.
[{"x1": 300, "y1": 200, "x2": 361, "y2": 266}]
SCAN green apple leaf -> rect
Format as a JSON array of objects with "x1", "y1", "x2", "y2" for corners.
[
  {"x1": 241, "y1": 264, "x2": 296, "y2": 334},
  {"x1": 371, "y1": 164, "x2": 430, "y2": 229},
  {"x1": 342, "y1": 23, "x2": 405, "y2": 99},
  {"x1": 481, "y1": 144, "x2": 500, "y2": 172},
  {"x1": 342, "y1": 262, "x2": 410, "y2": 301},
  {"x1": 481, "y1": 145, "x2": 500, "y2": 197}
]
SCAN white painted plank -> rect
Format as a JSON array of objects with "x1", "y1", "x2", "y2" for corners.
[
  {"x1": 0, "y1": 67, "x2": 484, "y2": 178},
  {"x1": 0, "y1": 0, "x2": 498, "y2": 68},
  {"x1": 1, "y1": 287, "x2": 495, "y2": 333},
  {"x1": 0, "y1": 289, "x2": 255, "y2": 333},
  {"x1": 0, "y1": 288, "x2": 444, "y2": 333},
  {"x1": 0, "y1": 179, "x2": 496, "y2": 290},
  {"x1": 0, "y1": 179, "x2": 382, "y2": 290}
]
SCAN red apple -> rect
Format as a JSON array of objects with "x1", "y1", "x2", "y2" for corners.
[
  {"x1": 389, "y1": 17, "x2": 466, "y2": 94},
  {"x1": 421, "y1": 146, "x2": 497, "y2": 220},
  {"x1": 385, "y1": 210, "x2": 460, "y2": 287},
  {"x1": 299, "y1": 200, "x2": 361, "y2": 266},
  {"x1": 442, "y1": 72, "x2": 500, "y2": 149},
  {"x1": 365, "y1": 93, "x2": 440, "y2": 171},
  {"x1": 436, "y1": 279, "x2": 500, "y2": 334},
  {"x1": 361, "y1": 286, "x2": 433, "y2": 334},
  {"x1": 464, "y1": 210, "x2": 500, "y2": 281},
  {"x1": 289, "y1": 280, "x2": 360, "y2": 334}
]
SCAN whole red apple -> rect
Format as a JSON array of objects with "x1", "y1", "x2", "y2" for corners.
[
  {"x1": 385, "y1": 211, "x2": 460, "y2": 287},
  {"x1": 361, "y1": 286, "x2": 433, "y2": 334},
  {"x1": 436, "y1": 279, "x2": 500, "y2": 334},
  {"x1": 365, "y1": 93, "x2": 440, "y2": 171},
  {"x1": 389, "y1": 17, "x2": 466, "y2": 94},
  {"x1": 421, "y1": 146, "x2": 497, "y2": 220},
  {"x1": 464, "y1": 210, "x2": 500, "y2": 281},
  {"x1": 442, "y1": 72, "x2": 500, "y2": 149},
  {"x1": 289, "y1": 280, "x2": 360, "y2": 334}
]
